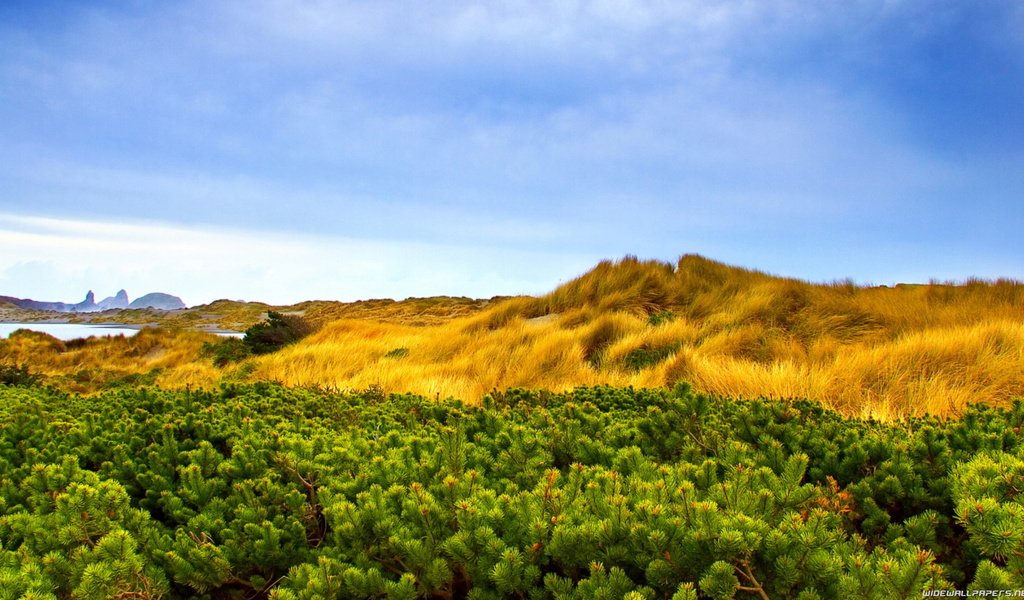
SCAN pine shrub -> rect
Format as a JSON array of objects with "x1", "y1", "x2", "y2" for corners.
[{"x1": 1, "y1": 383, "x2": 1022, "y2": 597}]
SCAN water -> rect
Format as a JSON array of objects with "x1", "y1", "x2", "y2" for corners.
[{"x1": 0, "y1": 323, "x2": 242, "y2": 340}]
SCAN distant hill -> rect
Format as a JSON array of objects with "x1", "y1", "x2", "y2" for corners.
[
  {"x1": 128, "y1": 293, "x2": 186, "y2": 310},
  {"x1": 0, "y1": 290, "x2": 185, "y2": 313},
  {"x1": 0, "y1": 294, "x2": 73, "y2": 312}
]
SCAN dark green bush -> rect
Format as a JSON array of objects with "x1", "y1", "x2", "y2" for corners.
[
  {"x1": 243, "y1": 311, "x2": 314, "y2": 354},
  {"x1": 0, "y1": 362, "x2": 41, "y2": 386},
  {"x1": 622, "y1": 343, "x2": 680, "y2": 371},
  {"x1": 202, "y1": 337, "x2": 252, "y2": 366},
  {"x1": 103, "y1": 368, "x2": 163, "y2": 389}
]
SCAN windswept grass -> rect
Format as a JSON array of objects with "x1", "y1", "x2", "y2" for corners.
[
  {"x1": 0, "y1": 327, "x2": 220, "y2": 392},
  {"x1": 252, "y1": 255, "x2": 1024, "y2": 419},
  {"x1": 4, "y1": 255, "x2": 1021, "y2": 419}
]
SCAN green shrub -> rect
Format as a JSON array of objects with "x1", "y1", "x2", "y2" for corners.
[
  {"x1": 243, "y1": 312, "x2": 314, "y2": 355},
  {"x1": 3, "y1": 382, "x2": 1023, "y2": 597},
  {"x1": 952, "y1": 449, "x2": 1024, "y2": 587},
  {"x1": 623, "y1": 343, "x2": 680, "y2": 371},
  {"x1": 648, "y1": 310, "x2": 676, "y2": 326},
  {"x1": 104, "y1": 368, "x2": 163, "y2": 389},
  {"x1": 202, "y1": 337, "x2": 252, "y2": 366},
  {"x1": 0, "y1": 362, "x2": 41, "y2": 386}
]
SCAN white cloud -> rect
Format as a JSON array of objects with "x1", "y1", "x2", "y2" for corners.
[
  {"x1": 2, "y1": 0, "x2": 1019, "y2": 297},
  {"x1": 187, "y1": 0, "x2": 777, "y2": 75},
  {"x1": 0, "y1": 213, "x2": 594, "y2": 306}
]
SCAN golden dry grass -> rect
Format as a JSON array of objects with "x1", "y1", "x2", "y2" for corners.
[
  {"x1": 250, "y1": 255, "x2": 1024, "y2": 419},
  {"x1": 0, "y1": 327, "x2": 221, "y2": 393},
  {"x1": 4, "y1": 255, "x2": 1022, "y2": 419}
]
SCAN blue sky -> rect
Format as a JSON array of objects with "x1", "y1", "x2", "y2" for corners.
[{"x1": 1, "y1": 1, "x2": 1022, "y2": 306}]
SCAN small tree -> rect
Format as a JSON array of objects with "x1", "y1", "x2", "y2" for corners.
[
  {"x1": 243, "y1": 312, "x2": 314, "y2": 355},
  {"x1": 0, "y1": 362, "x2": 41, "y2": 386}
]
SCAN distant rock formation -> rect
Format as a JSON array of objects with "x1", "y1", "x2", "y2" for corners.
[
  {"x1": 97, "y1": 289, "x2": 130, "y2": 310},
  {"x1": 72, "y1": 291, "x2": 98, "y2": 312},
  {"x1": 0, "y1": 290, "x2": 186, "y2": 312},
  {"x1": 128, "y1": 293, "x2": 186, "y2": 310}
]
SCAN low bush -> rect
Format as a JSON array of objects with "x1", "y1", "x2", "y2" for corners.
[
  {"x1": 0, "y1": 362, "x2": 40, "y2": 386},
  {"x1": 623, "y1": 343, "x2": 681, "y2": 371},
  {"x1": 202, "y1": 337, "x2": 252, "y2": 366},
  {"x1": 2, "y1": 382, "x2": 1023, "y2": 596},
  {"x1": 243, "y1": 311, "x2": 314, "y2": 354}
]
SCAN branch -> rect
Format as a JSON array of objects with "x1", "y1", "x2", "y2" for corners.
[{"x1": 734, "y1": 560, "x2": 771, "y2": 600}]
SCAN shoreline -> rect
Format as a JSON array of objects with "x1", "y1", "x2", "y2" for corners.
[{"x1": 0, "y1": 320, "x2": 242, "y2": 336}]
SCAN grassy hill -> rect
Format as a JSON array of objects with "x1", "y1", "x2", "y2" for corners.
[
  {"x1": 251, "y1": 255, "x2": 1024, "y2": 419},
  {"x1": 4, "y1": 254, "x2": 1023, "y2": 419}
]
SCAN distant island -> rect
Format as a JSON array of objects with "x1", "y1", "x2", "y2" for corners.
[{"x1": 0, "y1": 290, "x2": 186, "y2": 312}]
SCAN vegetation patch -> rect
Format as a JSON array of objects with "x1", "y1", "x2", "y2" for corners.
[
  {"x1": 201, "y1": 337, "x2": 252, "y2": 367},
  {"x1": 648, "y1": 309, "x2": 676, "y2": 326},
  {"x1": 243, "y1": 311, "x2": 315, "y2": 355},
  {"x1": 582, "y1": 314, "x2": 634, "y2": 367},
  {"x1": 2, "y1": 383, "x2": 1024, "y2": 597},
  {"x1": 0, "y1": 362, "x2": 40, "y2": 387},
  {"x1": 622, "y1": 343, "x2": 681, "y2": 371},
  {"x1": 103, "y1": 368, "x2": 164, "y2": 389}
]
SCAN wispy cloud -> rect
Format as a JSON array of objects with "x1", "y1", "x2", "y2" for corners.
[
  {"x1": 0, "y1": 0, "x2": 1021, "y2": 300},
  {"x1": 0, "y1": 213, "x2": 595, "y2": 305}
]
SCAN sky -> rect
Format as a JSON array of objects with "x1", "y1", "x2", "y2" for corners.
[{"x1": 1, "y1": 1, "x2": 1022, "y2": 306}]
